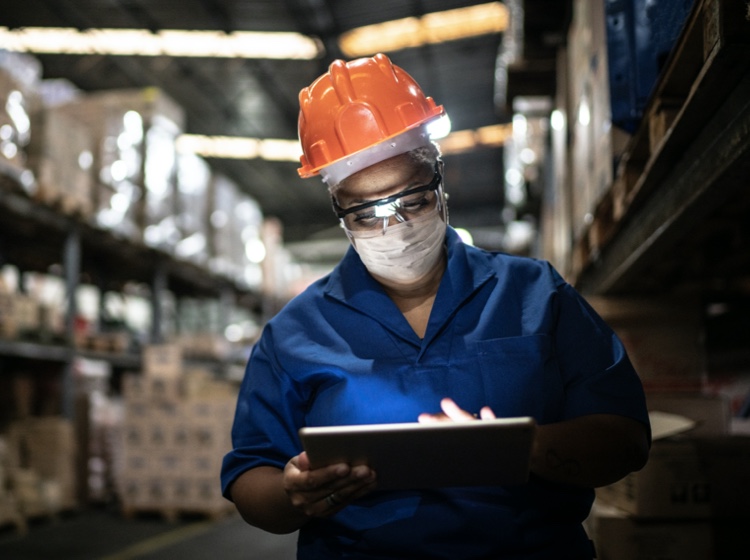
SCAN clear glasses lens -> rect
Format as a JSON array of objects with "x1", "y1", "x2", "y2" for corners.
[{"x1": 336, "y1": 168, "x2": 443, "y2": 234}]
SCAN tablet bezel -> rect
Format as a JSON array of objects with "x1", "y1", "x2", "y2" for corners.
[{"x1": 299, "y1": 417, "x2": 537, "y2": 490}]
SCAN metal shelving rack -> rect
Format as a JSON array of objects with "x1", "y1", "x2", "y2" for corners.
[
  {"x1": 573, "y1": 0, "x2": 750, "y2": 297},
  {"x1": 0, "y1": 161, "x2": 259, "y2": 417}
]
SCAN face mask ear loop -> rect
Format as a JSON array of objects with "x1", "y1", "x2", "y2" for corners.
[
  {"x1": 435, "y1": 159, "x2": 448, "y2": 224},
  {"x1": 436, "y1": 185, "x2": 448, "y2": 225}
]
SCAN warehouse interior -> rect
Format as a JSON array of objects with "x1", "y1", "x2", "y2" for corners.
[{"x1": 1, "y1": 0, "x2": 749, "y2": 558}]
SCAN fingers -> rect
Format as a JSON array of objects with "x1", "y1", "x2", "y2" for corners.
[
  {"x1": 439, "y1": 398, "x2": 475, "y2": 421},
  {"x1": 317, "y1": 467, "x2": 377, "y2": 515},
  {"x1": 417, "y1": 411, "x2": 446, "y2": 423},
  {"x1": 284, "y1": 456, "x2": 376, "y2": 517},
  {"x1": 418, "y1": 399, "x2": 498, "y2": 423},
  {"x1": 324, "y1": 491, "x2": 343, "y2": 508},
  {"x1": 479, "y1": 406, "x2": 496, "y2": 420},
  {"x1": 297, "y1": 451, "x2": 311, "y2": 471}
]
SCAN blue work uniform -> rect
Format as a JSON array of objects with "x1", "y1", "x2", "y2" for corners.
[{"x1": 221, "y1": 226, "x2": 649, "y2": 559}]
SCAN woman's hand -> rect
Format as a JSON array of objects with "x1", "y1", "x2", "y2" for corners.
[
  {"x1": 417, "y1": 397, "x2": 496, "y2": 423},
  {"x1": 230, "y1": 453, "x2": 376, "y2": 533},
  {"x1": 283, "y1": 451, "x2": 377, "y2": 517}
]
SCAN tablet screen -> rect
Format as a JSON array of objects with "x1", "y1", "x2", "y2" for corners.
[{"x1": 299, "y1": 417, "x2": 536, "y2": 490}]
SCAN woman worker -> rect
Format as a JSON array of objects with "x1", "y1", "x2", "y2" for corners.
[{"x1": 221, "y1": 53, "x2": 650, "y2": 559}]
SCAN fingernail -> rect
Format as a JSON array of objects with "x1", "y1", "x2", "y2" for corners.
[{"x1": 353, "y1": 466, "x2": 371, "y2": 479}]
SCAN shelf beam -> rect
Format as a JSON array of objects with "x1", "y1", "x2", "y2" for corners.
[{"x1": 576, "y1": 73, "x2": 750, "y2": 295}]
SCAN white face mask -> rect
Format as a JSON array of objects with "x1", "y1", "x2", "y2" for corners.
[{"x1": 349, "y1": 208, "x2": 447, "y2": 284}]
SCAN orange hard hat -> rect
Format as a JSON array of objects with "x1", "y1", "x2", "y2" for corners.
[{"x1": 297, "y1": 53, "x2": 445, "y2": 183}]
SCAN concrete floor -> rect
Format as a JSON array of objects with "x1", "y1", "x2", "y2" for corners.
[{"x1": 0, "y1": 506, "x2": 299, "y2": 559}]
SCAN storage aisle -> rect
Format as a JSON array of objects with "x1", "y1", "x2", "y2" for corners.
[{"x1": 0, "y1": 508, "x2": 298, "y2": 560}]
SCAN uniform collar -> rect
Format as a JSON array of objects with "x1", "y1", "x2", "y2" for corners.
[{"x1": 324, "y1": 227, "x2": 495, "y2": 345}]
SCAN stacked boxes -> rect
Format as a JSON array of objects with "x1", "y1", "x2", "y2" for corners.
[
  {"x1": 53, "y1": 88, "x2": 186, "y2": 244},
  {"x1": 2, "y1": 50, "x2": 268, "y2": 295},
  {"x1": 118, "y1": 343, "x2": 236, "y2": 518},
  {"x1": 207, "y1": 173, "x2": 264, "y2": 289},
  {"x1": 587, "y1": 502, "x2": 715, "y2": 560},
  {"x1": 0, "y1": 292, "x2": 41, "y2": 340},
  {"x1": 542, "y1": 0, "x2": 622, "y2": 277},
  {"x1": 208, "y1": 173, "x2": 242, "y2": 281},
  {"x1": 0, "y1": 435, "x2": 25, "y2": 532},
  {"x1": 26, "y1": 83, "x2": 95, "y2": 217},
  {"x1": 590, "y1": 438, "x2": 750, "y2": 559},
  {"x1": 586, "y1": 295, "x2": 706, "y2": 392},
  {"x1": 566, "y1": 0, "x2": 615, "y2": 241},
  {"x1": 598, "y1": 436, "x2": 750, "y2": 519},
  {"x1": 6, "y1": 417, "x2": 78, "y2": 516},
  {"x1": 174, "y1": 152, "x2": 212, "y2": 266},
  {"x1": 590, "y1": 394, "x2": 749, "y2": 559},
  {"x1": 0, "y1": 50, "x2": 40, "y2": 184},
  {"x1": 583, "y1": 296, "x2": 750, "y2": 556}
]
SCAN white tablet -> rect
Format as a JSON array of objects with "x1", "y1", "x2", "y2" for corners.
[{"x1": 299, "y1": 417, "x2": 536, "y2": 490}]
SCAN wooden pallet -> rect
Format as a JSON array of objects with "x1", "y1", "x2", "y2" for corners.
[
  {"x1": 572, "y1": 0, "x2": 750, "y2": 281},
  {"x1": 0, "y1": 504, "x2": 27, "y2": 535},
  {"x1": 75, "y1": 331, "x2": 132, "y2": 354},
  {"x1": 120, "y1": 502, "x2": 235, "y2": 523}
]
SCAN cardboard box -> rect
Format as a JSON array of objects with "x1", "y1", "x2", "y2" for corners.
[
  {"x1": 122, "y1": 373, "x2": 182, "y2": 402},
  {"x1": 119, "y1": 474, "x2": 173, "y2": 509},
  {"x1": 567, "y1": 0, "x2": 614, "y2": 241},
  {"x1": 587, "y1": 502, "x2": 714, "y2": 560},
  {"x1": 587, "y1": 296, "x2": 706, "y2": 391},
  {"x1": 174, "y1": 152, "x2": 211, "y2": 265},
  {"x1": 0, "y1": 293, "x2": 41, "y2": 338},
  {"x1": 27, "y1": 101, "x2": 95, "y2": 217},
  {"x1": 183, "y1": 450, "x2": 224, "y2": 477},
  {"x1": 598, "y1": 437, "x2": 750, "y2": 518},
  {"x1": 55, "y1": 87, "x2": 185, "y2": 244},
  {"x1": 189, "y1": 422, "x2": 232, "y2": 452},
  {"x1": 182, "y1": 476, "x2": 231, "y2": 511},
  {"x1": 6, "y1": 417, "x2": 78, "y2": 511},
  {"x1": 142, "y1": 343, "x2": 183, "y2": 378},
  {"x1": 0, "y1": 51, "x2": 41, "y2": 174}
]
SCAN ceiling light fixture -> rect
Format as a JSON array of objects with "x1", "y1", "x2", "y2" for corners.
[
  {"x1": 176, "y1": 135, "x2": 303, "y2": 161},
  {"x1": 0, "y1": 27, "x2": 323, "y2": 59},
  {"x1": 439, "y1": 123, "x2": 513, "y2": 155},
  {"x1": 339, "y1": 2, "x2": 508, "y2": 57},
  {"x1": 177, "y1": 123, "x2": 512, "y2": 161}
]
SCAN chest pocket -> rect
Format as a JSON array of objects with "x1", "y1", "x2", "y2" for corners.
[{"x1": 475, "y1": 334, "x2": 563, "y2": 422}]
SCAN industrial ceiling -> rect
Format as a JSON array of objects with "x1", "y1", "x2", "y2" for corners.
[{"x1": 3, "y1": 0, "x2": 572, "y2": 264}]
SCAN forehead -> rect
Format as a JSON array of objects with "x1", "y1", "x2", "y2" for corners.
[{"x1": 336, "y1": 154, "x2": 431, "y2": 203}]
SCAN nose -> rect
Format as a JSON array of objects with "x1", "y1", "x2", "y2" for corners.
[{"x1": 384, "y1": 212, "x2": 407, "y2": 230}]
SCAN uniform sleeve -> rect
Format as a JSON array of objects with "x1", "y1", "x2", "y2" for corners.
[
  {"x1": 552, "y1": 278, "x2": 650, "y2": 431},
  {"x1": 220, "y1": 322, "x2": 309, "y2": 499}
]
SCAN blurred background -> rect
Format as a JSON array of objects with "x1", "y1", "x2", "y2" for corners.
[{"x1": 0, "y1": 1, "x2": 749, "y2": 558}]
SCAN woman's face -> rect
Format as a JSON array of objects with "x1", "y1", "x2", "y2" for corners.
[{"x1": 333, "y1": 153, "x2": 447, "y2": 289}]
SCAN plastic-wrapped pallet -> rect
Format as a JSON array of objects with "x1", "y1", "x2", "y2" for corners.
[
  {"x1": 48, "y1": 87, "x2": 186, "y2": 244},
  {"x1": 173, "y1": 152, "x2": 212, "y2": 265},
  {"x1": 26, "y1": 79, "x2": 95, "y2": 217},
  {"x1": 0, "y1": 435, "x2": 25, "y2": 532},
  {"x1": 208, "y1": 173, "x2": 242, "y2": 281},
  {"x1": 0, "y1": 50, "x2": 41, "y2": 194},
  {"x1": 6, "y1": 417, "x2": 78, "y2": 516}
]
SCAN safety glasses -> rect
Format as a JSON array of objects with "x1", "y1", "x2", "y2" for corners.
[{"x1": 333, "y1": 164, "x2": 443, "y2": 234}]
